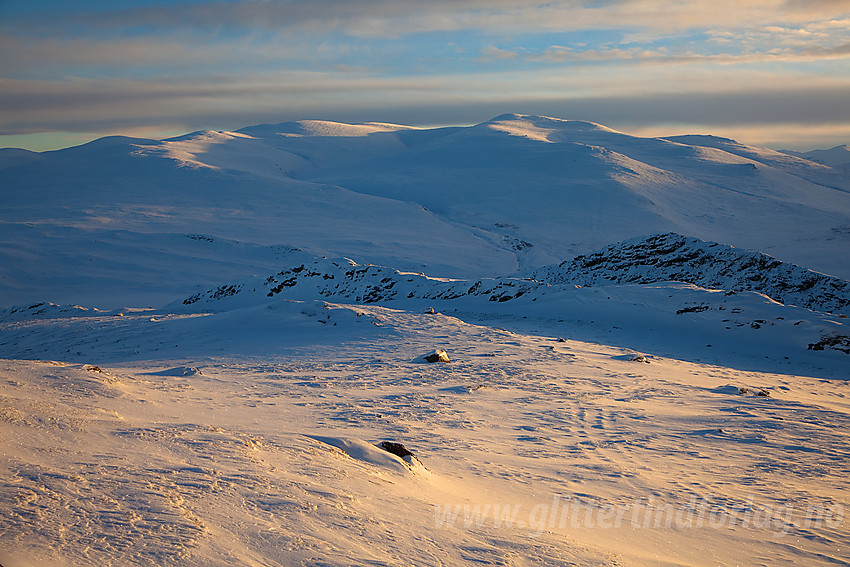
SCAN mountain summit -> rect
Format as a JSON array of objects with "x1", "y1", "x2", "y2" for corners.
[{"x1": 1, "y1": 114, "x2": 849, "y2": 307}]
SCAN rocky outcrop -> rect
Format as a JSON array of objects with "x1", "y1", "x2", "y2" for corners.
[
  {"x1": 423, "y1": 350, "x2": 450, "y2": 363},
  {"x1": 532, "y1": 233, "x2": 850, "y2": 313},
  {"x1": 178, "y1": 257, "x2": 541, "y2": 310},
  {"x1": 172, "y1": 233, "x2": 850, "y2": 316}
]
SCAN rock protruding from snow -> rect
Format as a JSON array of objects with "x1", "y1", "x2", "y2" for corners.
[
  {"x1": 423, "y1": 350, "x2": 450, "y2": 363},
  {"x1": 0, "y1": 302, "x2": 113, "y2": 320},
  {"x1": 172, "y1": 233, "x2": 849, "y2": 316},
  {"x1": 377, "y1": 441, "x2": 414, "y2": 458},
  {"x1": 807, "y1": 335, "x2": 850, "y2": 354},
  {"x1": 376, "y1": 441, "x2": 427, "y2": 471},
  {"x1": 531, "y1": 233, "x2": 850, "y2": 314},
  {"x1": 175, "y1": 256, "x2": 540, "y2": 311},
  {"x1": 308, "y1": 436, "x2": 427, "y2": 475},
  {"x1": 143, "y1": 366, "x2": 203, "y2": 377}
]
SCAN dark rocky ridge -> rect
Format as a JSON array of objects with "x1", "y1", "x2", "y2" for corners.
[
  {"x1": 178, "y1": 258, "x2": 540, "y2": 309},
  {"x1": 5, "y1": 234, "x2": 846, "y2": 319},
  {"x1": 169, "y1": 233, "x2": 850, "y2": 316},
  {"x1": 532, "y1": 233, "x2": 850, "y2": 314}
]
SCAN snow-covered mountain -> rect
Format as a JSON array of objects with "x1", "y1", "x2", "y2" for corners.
[
  {"x1": 783, "y1": 144, "x2": 850, "y2": 170},
  {"x1": 531, "y1": 233, "x2": 850, "y2": 314},
  {"x1": 2, "y1": 115, "x2": 849, "y2": 567},
  {"x1": 154, "y1": 233, "x2": 845, "y2": 316},
  {"x1": 2, "y1": 113, "x2": 850, "y2": 308}
]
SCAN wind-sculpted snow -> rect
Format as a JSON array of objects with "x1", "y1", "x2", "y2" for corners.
[{"x1": 531, "y1": 233, "x2": 850, "y2": 314}]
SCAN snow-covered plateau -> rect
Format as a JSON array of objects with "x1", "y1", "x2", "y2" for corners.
[{"x1": 0, "y1": 114, "x2": 848, "y2": 566}]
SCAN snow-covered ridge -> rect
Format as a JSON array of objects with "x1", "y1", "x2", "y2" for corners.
[
  {"x1": 531, "y1": 233, "x2": 850, "y2": 314},
  {"x1": 480, "y1": 113, "x2": 621, "y2": 142},
  {"x1": 238, "y1": 119, "x2": 417, "y2": 138},
  {"x1": 783, "y1": 145, "x2": 850, "y2": 169},
  {"x1": 175, "y1": 257, "x2": 540, "y2": 311},
  {"x1": 0, "y1": 302, "x2": 129, "y2": 320},
  {"x1": 3, "y1": 113, "x2": 850, "y2": 308},
  {"x1": 173, "y1": 233, "x2": 850, "y2": 316}
]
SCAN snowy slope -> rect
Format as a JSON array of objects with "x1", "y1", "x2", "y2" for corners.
[
  {"x1": 291, "y1": 114, "x2": 850, "y2": 276},
  {"x1": 0, "y1": 129, "x2": 515, "y2": 308},
  {"x1": 1, "y1": 114, "x2": 849, "y2": 565},
  {"x1": 0, "y1": 147, "x2": 42, "y2": 170},
  {"x1": 783, "y1": 145, "x2": 850, "y2": 170},
  {"x1": 2, "y1": 113, "x2": 850, "y2": 309},
  {"x1": 531, "y1": 233, "x2": 850, "y2": 314},
  {"x1": 1, "y1": 285, "x2": 848, "y2": 566},
  {"x1": 6, "y1": 239, "x2": 845, "y2": 372}
]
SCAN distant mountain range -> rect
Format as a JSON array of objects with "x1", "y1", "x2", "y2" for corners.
[
  {"x1": 781, "y1": 145, "x2": 850, "y2": 169},
  {"x1": 1, "y1": 114, "x2": 849, "y2": 308}
]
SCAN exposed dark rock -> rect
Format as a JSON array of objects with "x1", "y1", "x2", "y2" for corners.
[
  {"x1": 808, "y1": 335, "x2": 850, "y2": 354},
  {"x1": 532, "y1": 233, "x2": 850, "y2": 314},
  {"x1": 676, "y1": 304, "x2": 710, "y2": 315},
  {"x1": 377, "y1": 441, "x2": 414, "y2": 459},
  {"x1": 424, "y1": 349, "x2": 450, "y2": 363},
  {"x1": 174, "y1": 233, "x2": 849, "y2": 318},
  {"x1": 186, "y1": 234, "x2": 214, "y2": 242}
]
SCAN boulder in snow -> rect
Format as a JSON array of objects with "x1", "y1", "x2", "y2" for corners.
[
  {"x1": 423, "y1": 349, "x2": 450, "y2": 363},
  {"x1": 377, "y1": 441, "x2": 426, "y2": 470}
]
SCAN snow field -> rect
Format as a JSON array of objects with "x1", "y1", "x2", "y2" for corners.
[
  {"x1": 1, "y1": 113, "x2": 849, "y2": 565},
  {"x1": 1, "y1": 302, "x2": 848, "y2": 566}
]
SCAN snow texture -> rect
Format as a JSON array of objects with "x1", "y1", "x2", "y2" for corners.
[{"x1": 1, "y1": 114, "x2": 848, "y2": 567}]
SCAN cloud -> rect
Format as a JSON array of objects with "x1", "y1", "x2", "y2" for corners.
[
  {"x1": 628, "y1": 121, "x2": 850, "y2": 152},
  {"x1": 526, "y1": 45, "x2": 668, "y2": 63},
  {"x1": 2, "y1": 62, "x2": 848, "y2": 136},
  {"x1": 29, "y1": 0, "x2": 850, "y2": 38},
  {"x1": 524, "y1": 44, "x2": 850, "y2": 65},
  {"x1": 0, "y1": 31, "x2": 363, "y2": 77},
  {"x1": 70, "y1": 0, "x2": 522, "y2": 37},
  {"x1": 2, "y1": 0, "x2": 848, "y2": 151},
  {"x1": 783, "y1": 0, "x2": 850, "y2": 10},
  {"x1": 803, "y1": 41, "x2": 850, "y2": 57},
  {"x1": 0, "y1": 71, "x2": 451, "y2": 134},
  {"x1": 478, "y1": 46, "x2": 520, "y2": 61},
  {"x1": 4, "y1": 5, "x2": 848, "y2": 81},
  {"x1": 0, "y1": 35, "x2": 236, "y2": 74}
]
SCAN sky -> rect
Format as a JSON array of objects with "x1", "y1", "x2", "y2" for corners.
[{"x1": 1, "y1": 0, "x2": 849, "y2": 151}]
